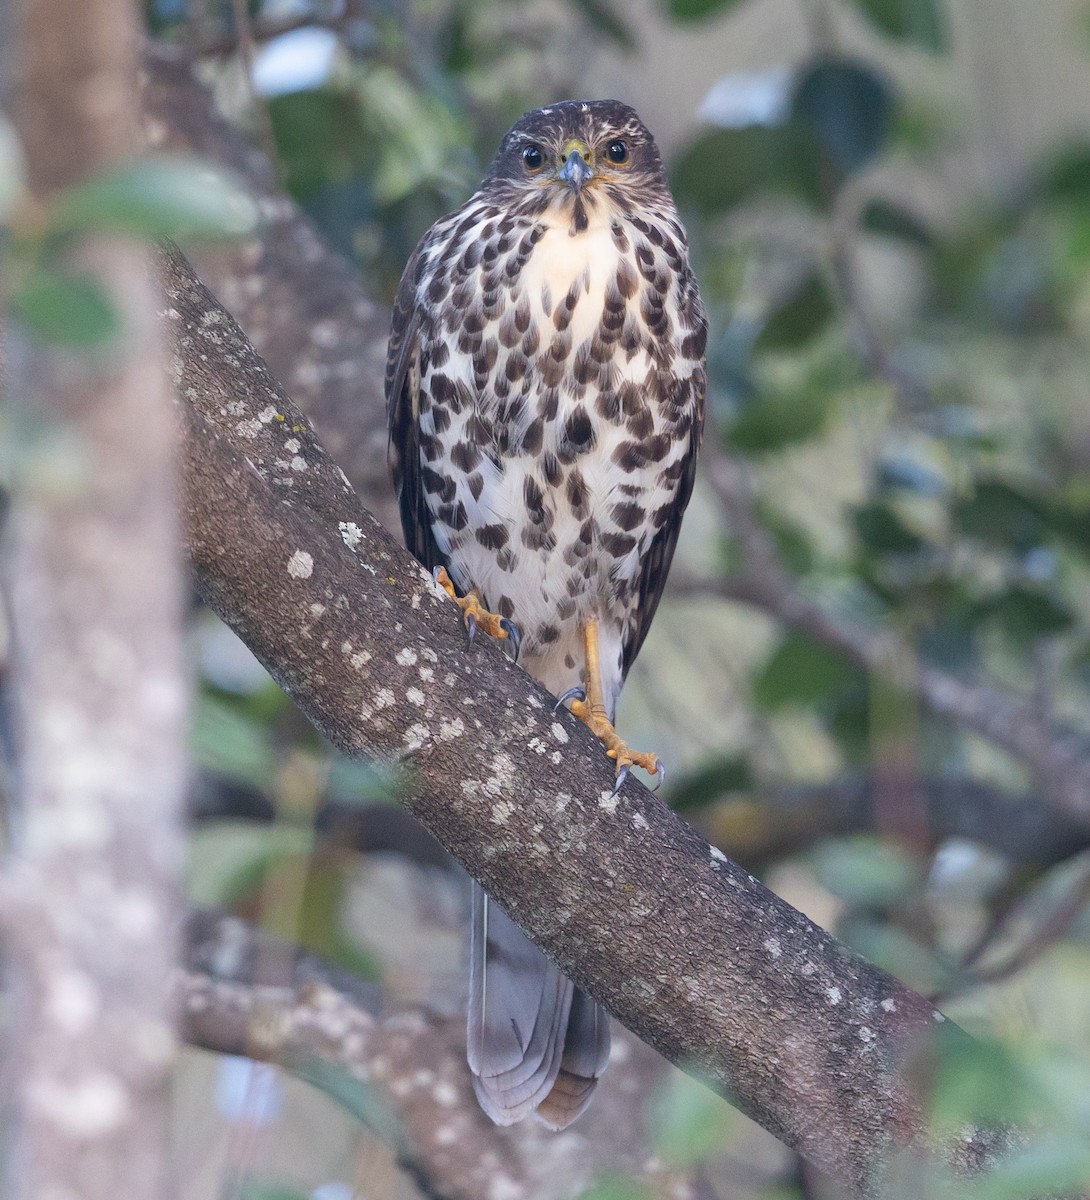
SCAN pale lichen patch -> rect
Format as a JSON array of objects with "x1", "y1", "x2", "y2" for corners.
[
  {"x1": 403, "y1": 722, "x2": 430, "y2": 750},
  {"x1": 826, "y1": 987, "x2": 843, "y2": 1005},
  {"x1": 339, "y1": 521, "x2": 364, "y2": 550},
  {"x1": 710, "y1": 846, "x2": 729, "y2": 864},
  {"x1": 598, "y1": 791, "x2": 619, "y2": 814},
  {"x1": 28, "y1": 1071, "x2": 129, "y2": 1137},
  {"x1": 406, "y1": 687, "x2": 426, "y2": 707},
  {"x1": 395, "y1": 647, "x2": 418, "y2": 666},
  {"x1": 287, "y1": 549, "x2": 313, "y2": 579},
  {"x1": 881, "y1": 997, "x2": 897, "y2": 1013},
  {"x1": 632, "y1": 812, "x2": 649, "y2": 830},
  {"x1": 374, "y1": 688, "x2": 395, "y2": 710},
  {"x1": 45, "y1": 970, "x2": 99, "y2": 1034},
  {"x1": 491, "y1": 800, "x2": 516, "y2": 825},
  {"x1": 439, "y1": 716, "x2": 465, "y2": 741},
  {"x1": 763, "y1": 937, "x2": 782, "y2": 959},
  {"x1": 551, "y1": 722, "x2": 569, "y2": 744}
]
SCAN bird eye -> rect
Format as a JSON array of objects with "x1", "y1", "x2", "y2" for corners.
[
  {"x1": 607, "y1": 140, "x2": 629, "y2": 165},
  {"x1": 522, "y1": 144, "x2": 545, "y2": 172}
]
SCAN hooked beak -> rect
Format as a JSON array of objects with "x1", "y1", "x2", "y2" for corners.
[{"x1": 558, "y1": 140, "x2": 594, "y2": 192}]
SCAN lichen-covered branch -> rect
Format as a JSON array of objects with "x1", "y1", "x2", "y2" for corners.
[
  {"x1": 163, "y1": 242, "x2": 1007, "y2": 1195},
  {"x1": 181, "y1": 910, "x2": 706, "y2": 1200},
  {"x1": 2, "y1": 4, "x2": 187, "y2": 1197}
]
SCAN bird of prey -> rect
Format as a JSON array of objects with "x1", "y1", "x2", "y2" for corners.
[{"x1": 386, "y1": 99, "x2": 707, "y2": 1129}]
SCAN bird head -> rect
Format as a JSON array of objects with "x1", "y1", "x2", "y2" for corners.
[{"x1": 481, "y1": 100, "x2": 673, "y2": 226}]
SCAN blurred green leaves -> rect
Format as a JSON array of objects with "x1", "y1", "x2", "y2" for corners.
[
  {"x1": 10, "y1": 267, "x2": 120, "y2": 347},
  {"x1": 8, "y1": 153, "x2": 255, "y2": 348},
  {"x1": 49, "y1": 156, "x2": 257, "y2": 241},
  {"x1": 663, "y1": 0, "x2": 746, "y2": 22},
  {"x1": 845, "y1": 0, "x2": 948, "y2": 53},
  {"x1": 672, "y1": 58, "x2": 894, "y2": 216}
]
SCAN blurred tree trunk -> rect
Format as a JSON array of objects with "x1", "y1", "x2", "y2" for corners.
[{"x1": 2, "y1": 0, "x2": 186, "y2": 1197}]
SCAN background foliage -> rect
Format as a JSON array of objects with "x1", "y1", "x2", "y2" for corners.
[{"x1": 24, "y1": 0, "x2": 1085, "y2": 1194}]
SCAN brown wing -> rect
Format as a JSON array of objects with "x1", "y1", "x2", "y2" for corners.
[
  {"x1": 621, "y1": 281, "x2": 707, "y2": 677},
  {"x1": 385, "y1": 235, "x2": 449, "y2": 574}
]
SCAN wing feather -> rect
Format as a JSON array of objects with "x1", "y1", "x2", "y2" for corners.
[{"x1": 385, "y1": 235, "x2": 449, "y2": 573}]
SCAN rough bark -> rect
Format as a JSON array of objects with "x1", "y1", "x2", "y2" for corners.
[
  {"x1": 162, "y1": 242, "x2": 1003, "y2": 1196},
  {"x1": 181, "y1": 910, "x2": 711, "y2": 1200},
  {"x1": 2, "y1": 4, "x2": 186, "y2": 1199}
]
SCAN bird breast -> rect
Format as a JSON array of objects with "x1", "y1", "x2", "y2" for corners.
[{"x1": 416, "y1": 197, "x2": 698, "y2": 695}]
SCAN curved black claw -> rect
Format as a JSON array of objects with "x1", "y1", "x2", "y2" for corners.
[
  {"x1": 612, "y1": 764, "x2": 630, "y2": 795},
  {"x1": 652, "y1": 759, "x2": 667, "y2": 792},
  {"x1": 432, "y1": 565, "x2": 444, "y2": 585},
  {"x1": 465, "y1": 611, "x2": 477, "y2": 651},
  {"x1": 500, "y1": 618, "x2": 521, "y2": 662},
  {"x1": 553, "y1": 686, "x2": 587, "y2": 713}
]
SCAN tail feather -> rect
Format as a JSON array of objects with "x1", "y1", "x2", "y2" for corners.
[{"x1": 467, "y1": 883, "x2": 610, "y2": 1128}]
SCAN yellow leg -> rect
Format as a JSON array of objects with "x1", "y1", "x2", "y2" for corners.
[
  {"x1": 564, "y1": 618, "x2": 663, "y2": 791},
  {"x1": 433, "y1": 567, "x2": 520, "y2": 658}
]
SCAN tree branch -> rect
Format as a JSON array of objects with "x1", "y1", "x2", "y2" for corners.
[
  {"x1": 181, "y1": 909, "x2": 709, "y2": 1200},
  {"x1": 162, "y1": 242, "x2": 1013, "y2": 1195}
]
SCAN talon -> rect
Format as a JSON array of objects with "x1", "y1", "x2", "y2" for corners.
[
  {"x1": 554, "y1": 686, "x2": 587, "y2": 713},
  {"x1": 653, "y1": 759, "x2": 666, "y2": 792},
  {"x1": 465, "y1": 612, "x2": 477, "y2": 650},
  {"x1": 500, "y1": 618, "x2": 521, "y2": 662},
  {"x1": 612, "y1": 764, "x2": 629, "y2": 795}
]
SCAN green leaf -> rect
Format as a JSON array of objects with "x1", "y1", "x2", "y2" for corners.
[
  {"x1": 853, "y1": 501, "x2": 926, "y2": 555},
  {"x1": 954, "y1": 478, "x2": 1048, "y2": 552},
  {"x1": 967, "y1": 1138, "x2": 1090, "y2": 1200},
  {"x1": 791, "y1": 59, "x2": 895, "y2": 182},
  {"x1": 669, "y1": 756, "x2": 753, "y2": 810},
  {"x1": 51, "y1": 156, "x2": 257, "y2": 240},
  {"x1": 752, "y1": 630, "x2": 862, "y2": 710},
  {"x1": 728, "y1": 372, "x2": 838, "y2": 455},
  {"x1": 576, "y1": 1178, "x2": 654, "y2": 1200},
  {"x1": 929, "y1": 1033, "x2": 1039, "y2": 1134},
  {"x1": 651, "y1": 1071, "x2": 739, "y2": 1165},
  {"x1": 188, "y1": 821, "x2": 315, "y2": 908},
  {"x1": 671, "y1": 126, "x2": 788, "y2": 215},
  {"x1": 845, "y1": 0, "x2": 948, "y2": 52},
  {"x1": 288, "y1": 1054, "x2": 407, "y2": 1146},
  {"x1": 663, "y1": 0, "x2": 745, "y2": 21},
  {"x1": 237, "y1": 1182, "x2": 308, "y2": 1200},
  {"x1": 860, "y1": 197, "x2": 934, "y2": 247},
  {"x1": 811, "y1": 836, "x2": 924, "y2": 907},
  {"x1": 191, "y1": 694, "x2": 279, "y2": 794},
  {"x1": 975, "y1": 585, "x2": 1074, "y2": 646},
  {"x1": 755, "y1": 270, "x2": 837, "y2": 350},
  {"x1": 11, "y1": 266, "x2": 120, "y2": 347},
  {"x1": 569, "y1": 0, "x2": 636, "y2": 50},
  {"x1": 840, "y1": 916, "x2": 949, "y2": 993}
]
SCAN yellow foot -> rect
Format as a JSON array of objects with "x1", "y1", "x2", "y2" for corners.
[
  {"x1": 557, "y1": 689, "x2": 665, "y2": 794},
  {"x1": 433, "y1": 566, "x2": 520, "y2": 660}
]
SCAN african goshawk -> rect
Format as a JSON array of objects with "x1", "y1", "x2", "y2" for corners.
[{"x1": 386, "y1": 99, "x2": 707, "y2": 1129}]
